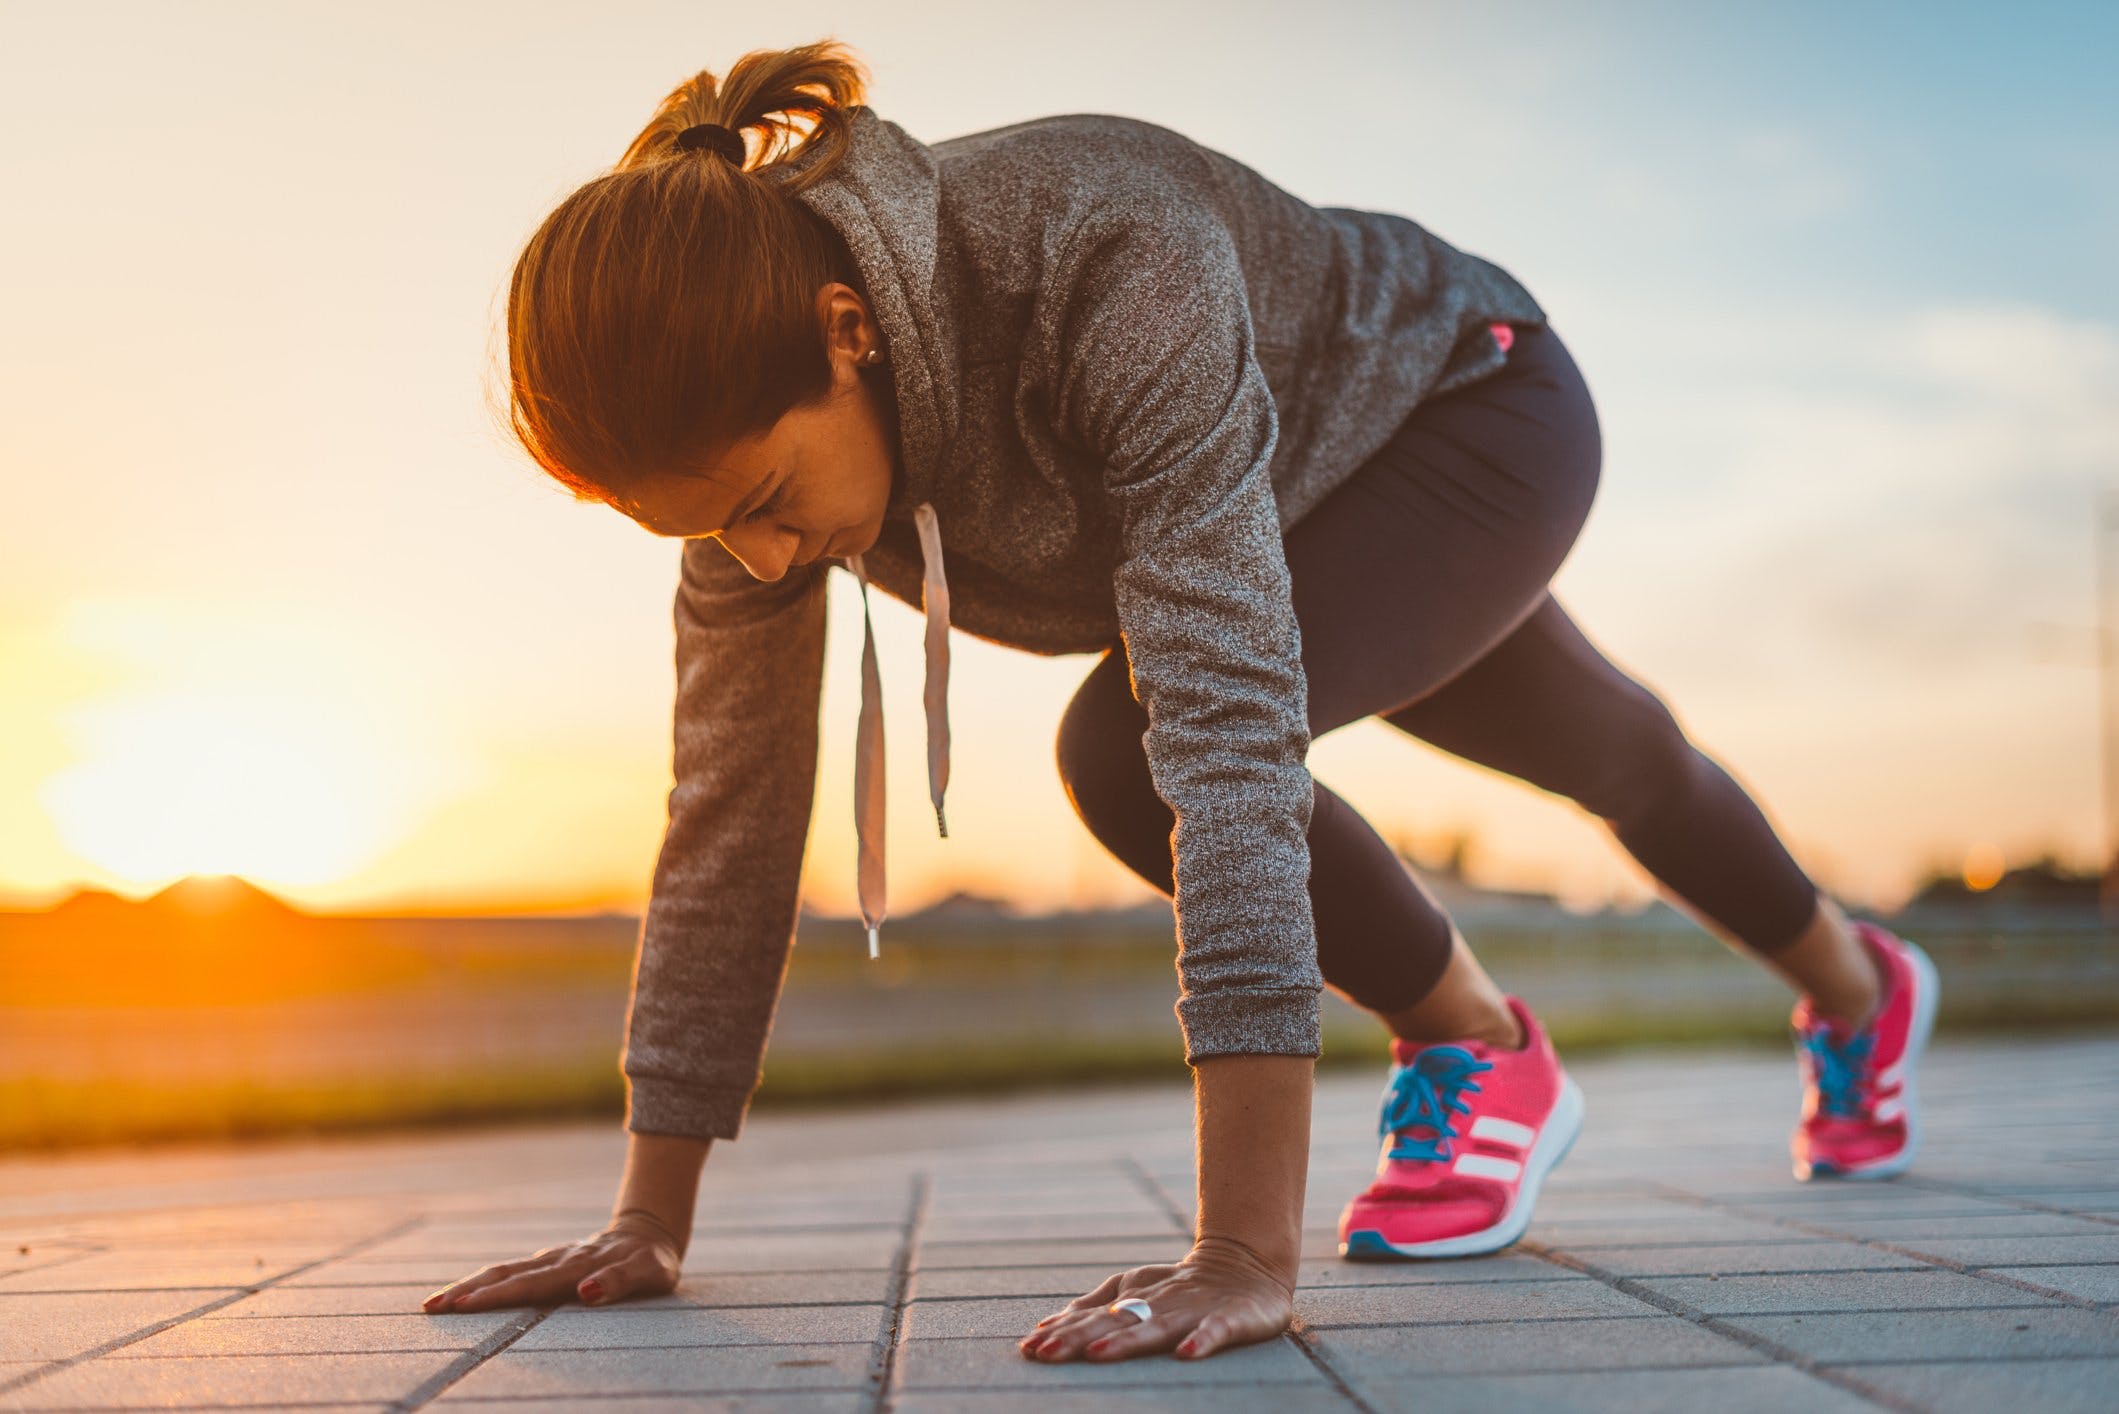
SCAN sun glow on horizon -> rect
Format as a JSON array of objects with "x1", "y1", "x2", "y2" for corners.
[
  {"x1": 32, "y1": 598, "x2": 483, "y2": 895},
  {"x1": 42, "y1": 685, "x2": 416, "y2": 887}
]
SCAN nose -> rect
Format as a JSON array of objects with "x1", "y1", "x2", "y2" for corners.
[{"x1": 720, "y1": 524, "x2": 799, "y2": 582}]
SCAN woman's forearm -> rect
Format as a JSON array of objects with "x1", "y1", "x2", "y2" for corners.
[
  {"x1": 1191, "y1": 1053, "x2": 1313, "y2": 1286},
  {"x1": 612, "y1": 1131, "x2": 714, "y2": 1257}
]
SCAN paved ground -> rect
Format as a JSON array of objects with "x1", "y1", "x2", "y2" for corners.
[{"x1": 1, "y1": 1034, "x2": 2115, "y2": 1412}]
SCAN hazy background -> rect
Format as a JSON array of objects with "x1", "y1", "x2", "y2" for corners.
[{"x1": 4, "y1": 0, "x2": 2114, "y2": 921}]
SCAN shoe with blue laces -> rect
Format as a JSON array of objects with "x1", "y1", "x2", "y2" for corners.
[
  {"x1": 1790, "y1": 921, "x2": 1939, "y2": 1181},
  {"x1": 1338, "y1": 996, "x2": 1584, "y2": 1259}
]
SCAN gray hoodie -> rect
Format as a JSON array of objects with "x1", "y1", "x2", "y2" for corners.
[{"x1": 622, "y1": 105, "x2": 1549, "y2": 1140}]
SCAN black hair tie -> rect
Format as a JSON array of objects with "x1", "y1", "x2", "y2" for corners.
[{"x1": 675, "y1": 122, "x2": 746, "y2": 166}]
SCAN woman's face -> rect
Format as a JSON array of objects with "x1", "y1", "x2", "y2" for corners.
[{"x1": 621, "y1": 283, "x2": 900, "y2": 581}]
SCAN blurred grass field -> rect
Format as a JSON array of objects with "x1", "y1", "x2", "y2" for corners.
[{"x1": 3, "y1": 888, "x2": 2111, "y2": 1152}]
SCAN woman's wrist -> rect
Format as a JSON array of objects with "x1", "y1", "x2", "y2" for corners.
[
  {"x1": 1186, "y1": 1232, "x2": 1299, "y2": 1298},
  {"x1": 1191, "y1": 1052, "x2": 1314, "y2": 1287},
  {"x1": 612, "y1": 1130, "x2": 713, "y2": 1257}
]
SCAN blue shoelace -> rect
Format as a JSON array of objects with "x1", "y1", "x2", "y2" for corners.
[
  {"x1": 1800, "y1": 1025, "x2": 1875, "y2": 1118},
  {"x1": 1377, "y1": 1045, "x2": 1496, "y2": 1163}
]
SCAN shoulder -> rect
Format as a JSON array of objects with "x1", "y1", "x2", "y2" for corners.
[{"x1": 935, "y1": 110, "x2": 1222, "y2": 173}]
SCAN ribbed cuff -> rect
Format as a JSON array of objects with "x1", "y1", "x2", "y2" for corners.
[
  {"x1": 1176, "y1": 985, "x2": 1323, "y2": 1064},
  {"x1": 624, "y1": 1077, "x2": 759, "y2": 1142}
]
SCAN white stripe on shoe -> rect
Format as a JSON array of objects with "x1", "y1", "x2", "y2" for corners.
[
  {"x1": 1468, "y1": 1115, "x2": 1537, "y2": 1148},
  {"x1": 1453, "y1": 1154, "x2": 1525, "y2": 1182}
]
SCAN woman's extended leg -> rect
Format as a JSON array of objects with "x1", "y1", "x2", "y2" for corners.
[{"x1": 1377, "y1": 590, "x2": 1881, "y2": 1028}]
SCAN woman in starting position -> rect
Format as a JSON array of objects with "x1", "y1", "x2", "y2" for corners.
[{"x1": 424, "y1": 39, "x2": 1938, "y2": 1363}]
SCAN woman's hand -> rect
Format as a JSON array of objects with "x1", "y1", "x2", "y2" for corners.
[
  {"x1": 1017, "y1": 1236, "x2": 1295, "y2": 1362},
  {"x1": 420, "y1": 1211, "x2": 684, "y2": 1314}
]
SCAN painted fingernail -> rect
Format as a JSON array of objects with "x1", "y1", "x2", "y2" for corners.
[
  {"x1": 580, "y1": 1279, "x2": 603, "y2": 1303},
  {"x1": 1087, "y1": 1338, "x2": 1110, "y2": 1354},
  {"x1": 1179, "y1": 1338, "x2": 1200, "y2": 1355}
]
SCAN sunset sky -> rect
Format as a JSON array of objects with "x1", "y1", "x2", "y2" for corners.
[{"x1": 2, "y1": 1, "x2": 2112, "y2": 918}]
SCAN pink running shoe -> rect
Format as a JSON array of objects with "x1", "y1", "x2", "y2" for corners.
[
  {"x1": 1338, "y1": 996, "x2": 1584, "y2": 1259},
  {"x1": 1790, "y1": 920, "x2": 1940, "y2": 1182}
]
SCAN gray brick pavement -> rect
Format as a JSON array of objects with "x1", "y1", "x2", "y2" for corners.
[{"x1": 0, "y1": 1034, "x2": 2112, "y2": 1411}]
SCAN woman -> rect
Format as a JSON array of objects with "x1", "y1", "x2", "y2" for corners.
[{"x1": 424, "y1": 40, "x2": 1938, "y2": 1363}]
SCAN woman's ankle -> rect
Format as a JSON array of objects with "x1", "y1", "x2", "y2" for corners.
[
  {"x1": 1381, "y1": 994, "x2": 1524, "y2": 1051},
  {"x1": 1377, "y1": 925, "x2": 1525, "y2": 1050},
  {"x1": 1780, "y1": 897, "x2": 1885, "y2": 1030}
]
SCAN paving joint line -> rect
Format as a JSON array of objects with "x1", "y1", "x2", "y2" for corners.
[
  {"x1": 391, "y1": 1300, "x2": 551, "y2": 1410},
  {"x1": 870, "y1": 1170, "x2": 932, "y2": 1414},
  {"x1": 1113, "y1": 1153, "x2": 1192, "y2": 1235},
  {"x1": 0, "y1": 1213, "x2": 429, "y2": 1402},
  {"x1": 1519, "y1": 1241, "x2": 1915, "y2": 1413},
  {"x1": 1265, "y1": 1316, "x2": 1373, "y2": 1412},
  {"x1": 1642, "y1": 1180, "x2": 2119, "y2": 1315}
]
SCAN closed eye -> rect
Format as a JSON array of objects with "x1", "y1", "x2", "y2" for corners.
[{"x1": 744, "y1": 480, "x2": 789, "y2": 523}]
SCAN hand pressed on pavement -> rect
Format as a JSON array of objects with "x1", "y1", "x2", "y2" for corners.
[
  {"x1": 421, "y1": 1210, "x2": 684, "y2": 1314},
  {"x1": 1018, "y1": 1237, "x2": 1296, "y2": 1362}
]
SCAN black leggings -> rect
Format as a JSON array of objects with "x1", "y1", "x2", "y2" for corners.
[{"x1": 1054, "y1": 321, "x2": 1821, "y2": 1014}]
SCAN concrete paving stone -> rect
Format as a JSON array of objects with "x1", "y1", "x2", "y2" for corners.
[
  {"x1": 1335, "y1": 1365, "x2": 1879, "y2": 1414},
  {"x1": 892, "y1": 1384, "x2": 1351, "y2": 1412},
  {"x1": 660, "y1": 1271, "x2": 900, "y2": 1308},
  {"x1": 1733, "y1": 1201, "x2": 2047, "y2": 1228},
  {"x1": 1720, "y1": 1305, "x2": 2119, "y2": 1363},
  {"x1": 438, "y1": 1343, "x2": 872, "y2": 1398},
  {"x1": 1530, "y1": 1202, "x2": 1787, "y2": 1228},
  {"x1": 918, "y1": 1212, "x2": 1181, "y2": 1242},
  {"x1": 1294, "y1": 1279, "x2": 1658, "y2": 1327},
  {"x1": 285, "y1": 1257, "x2": 499, "y2": 1286},
  {"x1": 1314, "y1": 1315, "x2": 1766, "y2": 1377},
  {"x1": 1946, "y1": 1190, "x2": 2119, "y2": 1210},
  {"x1": 3, "y1": 1350, "x2": 458, "y2": 1407},
  {"x1": 917, "y1": 1238, "x2": 1189, "y2": 1269},
  {"x1": 1521, "y1": 1215, "x2": 1805, "y2": 1247},
  {"x1": 0, "y1": 1290, "x2": 243, "y2": 1361},
  {"x1": 512, "y1": 1305, "x2": 886, "y2": 1350},
  {"x1": 216, "y1": 1282, "x2": 486, "y2": 1316},
  {"x1": 428, "y1": 1398, "x2": 865, "y2": 1413},
  {"x1": 1889, "y1": 1233, "x2": 2119, "y2": 1267},
  {"x1": 1634, "y1": 1268, "x2": 2059, "y2": 1314},
  {"x1": 678, "y1": 1232, "x2": 904, "y2": 1273},
  {"x1": 909, "y1": 1263, "x2": 1149, "y2": 1301},
  {"x1": 114, "y1": 1311, "x2": 513, "y2": 1356},
  {"x1": 1800, "y1": 1213, "x2": 2119, "y2": 1241},
  {"x1": 896, "y1": 1334, "x2": 1318, "y2": 1388},
  {"x1": 1296, "y1": 1253, "x2": 1579, "y2": 1287},
  {"x1": 0, "y1": 1252, "x2": 329, "y2": 1292},
  {"x1": 1829, "y1": 1357, "x2": 2119, "y2": 1414},
  {"x1": 275, "y1": 1271, "x2": 893, "y2": 1311},
  {"x1": 902, "y1": 1295, "x2": 1064, "y2": 1340},
  {"x1": 1985, "y1": 1264, "x2": 2119, "y2": 1304},
  {"x1": 1558, "y1": 1242, "x2": 1925, "y2": 1278}
]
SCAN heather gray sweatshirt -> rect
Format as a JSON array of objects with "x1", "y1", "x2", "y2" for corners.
[{"x1": 622, "y1": 105, "x2": 1549, "y2": 1140}]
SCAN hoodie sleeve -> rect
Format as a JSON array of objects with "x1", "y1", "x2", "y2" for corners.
[
  {"x1": 1049, "y1": 197, "x2": 1325, "y2": 1063},
  {"x1": 621, "y1": 536, "x2": 829, "y2": 1140}
]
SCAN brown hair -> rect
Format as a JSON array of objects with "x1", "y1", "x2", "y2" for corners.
[{"x1": 495, "y1": 38, "x2": 873, "y2": 517}]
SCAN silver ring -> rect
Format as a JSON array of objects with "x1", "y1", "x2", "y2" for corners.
[{"x1": 1106, "y1": 1297, "x2": 1153, "y2": 1324}]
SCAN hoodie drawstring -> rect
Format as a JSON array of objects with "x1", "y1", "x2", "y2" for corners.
[{"x1": 845, "y1": 501, "x2": 952, "y2": 959}]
